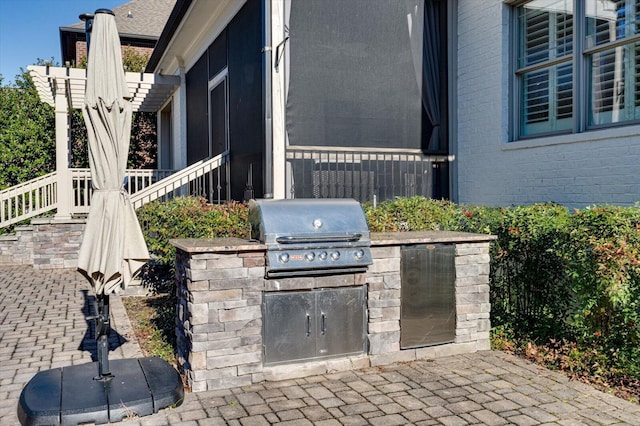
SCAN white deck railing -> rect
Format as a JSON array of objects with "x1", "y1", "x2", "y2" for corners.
[
  {"x1": 70, "y1": 168, "x2": 177, "y2": 215},
  {"x1": 131, "y1": 153, "x2": 229, "y2": 209},
  {"x1": 0, "y1": 172, "x2": 58, "y2": 228},
  {"x1": 0, "y1": 153, "x2": 229, "y2": 230}
]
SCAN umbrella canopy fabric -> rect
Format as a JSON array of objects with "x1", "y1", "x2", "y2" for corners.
[{"x1": 78, "y1": 11, "x2": 149, "y2": 295}]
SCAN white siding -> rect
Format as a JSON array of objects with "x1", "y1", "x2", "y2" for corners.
[{"x1": 455, "y1": 0, "x2": 640, "y2": 210}]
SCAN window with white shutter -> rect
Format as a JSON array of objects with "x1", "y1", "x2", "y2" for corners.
[
  {"x1": 513, "y1": 0, "x2": 640, "y2": 139},
  {"x1": 516, "y1": 1, "x2": 573, "y2": 136}
]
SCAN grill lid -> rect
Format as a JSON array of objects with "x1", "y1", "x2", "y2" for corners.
[
  {"x1": 249, "y1": 198, "x2": 370, "y2": 246},
  {"x1": 249, "y1": 198, "x2": 372, "y2": 277}
]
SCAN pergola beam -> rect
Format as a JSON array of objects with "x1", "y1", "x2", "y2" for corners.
[
  {"x1": 27, "y1": 65, "x2": 179, "y2": 219},
  {"x1": 27, "y1": 65, "x2": 179, "y2": 113}
]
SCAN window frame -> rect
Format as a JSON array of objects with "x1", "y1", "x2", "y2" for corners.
[
  {"x1": 208, "y1": 67, "x2": 230, "y2": 158},
  {"x1": 511, "y1": 0, "x2": 640, "y2": 141}
]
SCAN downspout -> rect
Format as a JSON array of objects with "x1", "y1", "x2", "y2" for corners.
[
  {"x1": 270, "y1": 0, "x2": 287, "y2": 199},
  {"x1": 448, "y1": 0, "x2": 459, "y2": 202},
  {"x1": 263, "y1": 0, "x2": 273, "y2": 198}
]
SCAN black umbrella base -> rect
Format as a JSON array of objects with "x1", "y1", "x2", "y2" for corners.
[{"x1": 17, "y1": 357, "x2": 184, "y2": 425}]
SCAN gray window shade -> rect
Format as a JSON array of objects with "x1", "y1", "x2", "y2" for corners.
[
  {"x1": 523, "y1": 69, "x2": 549, "y2": 124},
  {"x1": 556, "y1": 13, "x2": 573, "y2": 56},
  {"x1": 557, "y1": 63, "x2": 573, "y2": 120},
  {"x1": 522, "y1": 10, "x2": 550, "y2": 66},
  {"x1": 285, "y1": 0, "x2": 445, "y2": 151}
]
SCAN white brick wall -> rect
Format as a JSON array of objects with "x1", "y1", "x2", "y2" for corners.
[{"x1": 455, "y1": 0, "x2": 640, "y2": 210}]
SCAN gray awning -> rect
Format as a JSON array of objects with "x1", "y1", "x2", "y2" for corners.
[{"x1": 28, "y1": 65, "x2": 179, "y2": 112}]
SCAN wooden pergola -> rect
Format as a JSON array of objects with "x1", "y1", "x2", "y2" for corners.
[{"x1": 27, "y1": 65, "x2": 179, "y2": 219}]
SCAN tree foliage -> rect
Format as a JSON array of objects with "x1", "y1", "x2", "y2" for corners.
[
  {"x1": 71, "y1": 46, "x2": 158, "y2": 169},
  {"x1": 72, "y1": 46, "x2": 157, "y2": 169},
  {"x1": 0, "y1": 72, "x2": 55, "y2": 189},
  {"x1": 0, "y1": 47, "x2": 158, "y2": 192}
]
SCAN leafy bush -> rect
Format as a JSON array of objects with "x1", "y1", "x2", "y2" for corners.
[
  {"x1": 564, "y1": 206, "x2": 640, "y2": 376},
  {"x1": 137, "y1": 195, "x2": 640, "y2": 380},
  {"x1": 137, "y1": 197, "x2": 249, "y2": 265},
  {"x1": 364, "y1": 197, "x2": 640, "y2": 378},
  {"x1": 479, "y1": 204, "x2": 572, "y2": 340},
  {"x1": 136, "y1": 197, "x2": 249, "y2": 294},
  {"x1": 365, "y1": 197, "x2": 462, "y2": 232}
]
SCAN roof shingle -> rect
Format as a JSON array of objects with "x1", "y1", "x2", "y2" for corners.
[{"x1": 61, "y1": 0, "x2": 176, "y2": 38}]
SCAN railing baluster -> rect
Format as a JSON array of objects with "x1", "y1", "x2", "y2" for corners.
[{"x1": 283, "y1": 147, "x2": 447, "y2": 203}]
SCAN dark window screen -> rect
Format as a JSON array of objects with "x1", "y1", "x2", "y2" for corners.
[
  {"x1": 208, "y1": 29, "x2": 227, "y2": 79},
  {"x1": 286, "y1": 0, "x2": 424, "y2": 149},
  {"x1": 228, "y1": 0, "x2": 264, "y2": 200},
  {"x1": 186, "y1": 53, "x2": 209, "y2": 164},
  {"x1": 210, "y1": 79, "x2": 227, "y2": 157}
]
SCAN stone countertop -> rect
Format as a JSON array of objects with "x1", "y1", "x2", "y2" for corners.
[
  {"x1": 371, "y1": 231, "x2": 495, "y2": 246},
  {"x1": 171, "y1": 231, "x2": 495, "y2": 254},
  {"x1": 170, "y1": 237, "x2": 265, "y2": 253}
]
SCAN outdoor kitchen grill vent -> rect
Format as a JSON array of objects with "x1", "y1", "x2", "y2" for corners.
[{"x1": 249, "y1": 198, "x2": 373, "y2": 277}]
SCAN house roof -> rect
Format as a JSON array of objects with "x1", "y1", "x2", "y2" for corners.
[
  {"x1": 145, "y1": 0, "x2": 191, "y2": 72},
  {"x1": 61, "y1": 0, "x2": 176, "y2": 39},
  {"x1": 146, "y1": 0, "x2": 245, "y2": 74},
  {"x1": 59, "y1": 0, "x2": 176, "y2": 65}
]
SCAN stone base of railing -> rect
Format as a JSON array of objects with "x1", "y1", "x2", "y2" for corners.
[{"x1": 0, "y1": 218, "x2": 85, "y2": 269}]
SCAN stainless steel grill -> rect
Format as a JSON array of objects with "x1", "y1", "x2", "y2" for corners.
[{"x1": 249, "y1": 198, "x2": 372, "y2": 277}]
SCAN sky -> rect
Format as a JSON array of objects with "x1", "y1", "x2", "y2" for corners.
[{"x1": 0, "y1": 0, "x2": 127, "y2": 85}]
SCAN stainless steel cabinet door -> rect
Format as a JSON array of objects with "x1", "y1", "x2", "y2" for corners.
[
  {"x1": 263, "y1": 291, "x2": 316, "y2": 364},
  {"x1": 401, "y1": 244, "x2": 456, "y2": 349},
  {"x1": 316, "y1": 287, "x2": 366, "y2": 357}
]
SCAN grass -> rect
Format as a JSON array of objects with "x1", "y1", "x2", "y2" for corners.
[{"x1": 122, "y1": 294, "x2": 177, "y2": 368}]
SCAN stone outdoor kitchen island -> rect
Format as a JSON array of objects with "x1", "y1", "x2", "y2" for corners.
[{"x1": 171, "y1": 231, "x2": 495, "y2": 392}]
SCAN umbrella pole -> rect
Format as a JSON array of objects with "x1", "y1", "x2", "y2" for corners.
[{"x1": 94, "y1": 294, "x2": 113, "y2": 380}]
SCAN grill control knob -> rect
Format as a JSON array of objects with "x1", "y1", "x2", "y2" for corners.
[
  {"x1": 305, "y1": 252, "x2": 315, "y2": 262},
  {"x1": 354, "y1": 249, "x2": 365, "y2": 260},
  {"x1": 318, "y1": 251, "x2": 328, "y2": 260},
  {"x1": 330, "y1": 251, "x2": 340, "y2": 261},
  {"x1": 278, "y1": 253, "x2": 289, "y2": 263}
]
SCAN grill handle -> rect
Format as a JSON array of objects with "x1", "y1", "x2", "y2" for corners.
[
  {"x1": 276, "y1": 233, "x2": 362, "y2": 244},
  {"x1": 321, "y1": 313, "x2": 327, "y2": 335}
]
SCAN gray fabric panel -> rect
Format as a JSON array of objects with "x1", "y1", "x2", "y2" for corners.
[{"x1": 286, "y1": 0, "x2": 423, "y2": 149}]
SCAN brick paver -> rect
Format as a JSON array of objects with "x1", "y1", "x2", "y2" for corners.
[
  {"x1": 0, "y1": 266, "x2": 140, "y2": 425},
  {"x1": 2, "y1": 266, "x2": 640, "y2": 425}
]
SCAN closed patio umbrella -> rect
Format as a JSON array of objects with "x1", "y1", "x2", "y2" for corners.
[
  {"x1": 77, "y1": 9, "x2": 149, "y2": 378},
  {"x1": 17, "y1": 11, "x2": 182, "y2": 424}
]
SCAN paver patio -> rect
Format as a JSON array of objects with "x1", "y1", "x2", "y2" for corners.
[{"x1": 1, "y1": 265, "x2": 639, "y2": 425}]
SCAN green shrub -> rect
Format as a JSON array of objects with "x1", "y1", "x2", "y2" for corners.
[
  {"x1": 135, "y1": 197, "x2": 249, "y2": 294},
  {"x1": 479, "y1": 203, "x2": 572, "y2": 341},
  {"x1": 136, "y1": 196, "x2": 249, "y2": 266},
  {"x1": 564, "y1": 206, "x2": 640, "y2": 376},
  {"x1": 364, "y1": 196, "x2": 461, "y2": 232},
  {"x1": 136, "y1": 195, "x2": 640, "y2": 378}
]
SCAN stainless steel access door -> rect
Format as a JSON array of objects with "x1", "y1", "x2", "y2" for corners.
[
  {"x1": 400, "y1": 244, "x2": 456, "y2": 349},
  {"x1": 316, "y1": 286, "x2": 366, "y2": 358},
  {"x1": 263, "y1": 286, "x2": 366, "y2": 365},
  {"x1": 263, "y1": 291, "x2": 316, "y2": 364}
]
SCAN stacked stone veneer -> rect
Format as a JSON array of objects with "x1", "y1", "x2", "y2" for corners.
[
  {"x1": 0, "y1": 218, "x2": 85, "y2": 268},
  {"x1": 172, "y1": 232, "x2": 494, "y2": 392},
  {"x1": 366, "y1": 236, "x2": 492, "y2": 368}
]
